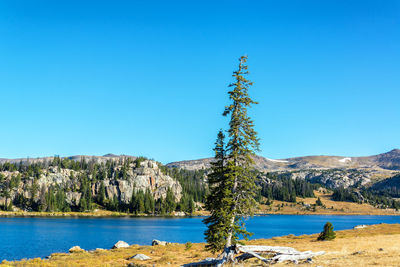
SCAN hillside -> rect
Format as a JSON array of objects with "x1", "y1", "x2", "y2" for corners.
[
  {"x1": 1, "y1": 150, "x2": 400, "y2": 215},
  {"x1": 167, "y1": 149, "x2": 400, "y2": 172},
  {"x1": 0, "y1": 156, "x2": 205, "y2": 215},
  {"x1": 257, "y1": 190, "x2": 399, "y2": 215},
  {"x1": 168, "y1": 149, "x2": 400, "y2": 189}
]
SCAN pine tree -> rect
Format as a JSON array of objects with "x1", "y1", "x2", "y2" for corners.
[
  {"x1": 130, "y1": 190, "x2": 137, "y2": 213},
  {"x1": 165, "y1": 187, "x2": 176, "y2": 214},
  {"x1": 98, "y1": 181, "x2": 106, "y2": 206},
  {"x1": 144, "y1": 189, "x2": 155, "y2": 214},
  {"x1": 188, "y1": 197, "x2": 195, "y2": 214},
  {"x1": 204, "y1": 130, "x2": 229, "y2": 252},
  {"x1": 316, "y1": 197, "x2": 323, "y2": 206},
  {"x1": 204, "y1": 56, "x2": 260, "y2": 254},
  {"x1": 318, "y1": 222, "x2": 336, "y2": 241}
]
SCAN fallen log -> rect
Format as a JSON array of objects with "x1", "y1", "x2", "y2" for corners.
[
  {"x1": 237, "y1": 245, "x2": 300, "y2": 255},
  {"x1": 182, "y1": 245, "x2": 325, "y2": 266},
  {"x1": 269, "y1": 250, "x2": 325, "y2": 263},
  {"x1": 236, "y1": 245, "x2": 325, "y2": 264},
  {"x1": 182, "y1": 246, "x2": 236, "y2": 267}
]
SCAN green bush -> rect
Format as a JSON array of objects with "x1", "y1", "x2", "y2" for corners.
[
  {"x1": 185, "y1": 242, "x2": 193, "y2": 250},
  {"x1": 318, "y1": 222, "x2": 336, "y2": 241}
]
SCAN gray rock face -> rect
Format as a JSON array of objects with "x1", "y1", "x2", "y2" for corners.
[
  {"x1": 152, "y1": 239, "x2": 169, "y2": 246},
  {"x1": 112, "y1": 240, "x2": 130, "y2": 249},
  {"x1": 279, "y1": 169, "x2": 373, "y2": 189},
  {"x1": 354, "y1": 225, "x2": 368, "y2": 229},
  {"x1": 0, "y1": 159, "x2": 182, "y2": 207},
  {"x1": 129, "y1": 254, "x2": 151, "y2": 260},
  {"x1": 94, "y1": 160, "x2": 182, "y2": 204}
]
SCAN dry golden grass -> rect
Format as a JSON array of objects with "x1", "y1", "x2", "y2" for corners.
[
  {"x1": 258, "y1": 190, "x2": 400, "y2": 215},
  {"x1": 248, "y1": 223, "x2": 400, "y2": 267},
  {"x1": 3, "y1": 224, "x2": 400, "y2": 267}
]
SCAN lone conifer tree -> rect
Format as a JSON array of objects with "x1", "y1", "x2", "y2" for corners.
[
  {"x1": 204, "y1": 56, "x2": 260, "y2": 255},
  {"x1": 318, "y1": 222, "x2": 336, "y2": 241}
]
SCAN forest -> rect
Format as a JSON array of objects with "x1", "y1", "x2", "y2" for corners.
[
  {"x1": 0, "y1": 157, "x2": 205, "y2": 214},
  {"x1": 1, "y1": 156, "x2": 400, "y2": 213}
]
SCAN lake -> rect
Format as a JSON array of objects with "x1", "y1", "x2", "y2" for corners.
[{"x1": 1, "y1": 215, "x2": 399, "y2": 261}]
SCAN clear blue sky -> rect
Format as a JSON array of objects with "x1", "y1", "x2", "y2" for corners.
[{"x1": 0, "y1": 0, "x2": 399, "y2": 163}]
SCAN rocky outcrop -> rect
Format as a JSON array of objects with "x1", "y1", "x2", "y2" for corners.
[
  {"x1": 129, "y1": 254, "x2": 151, "y2": 260},
  {"x1": 112, "y1": 241, "x2": 130, "y2": 249},
  {"x1": 152, "y1": 239, "x2": 169, "y2": 246},
  {"x1": 277, "y1": 169, "x2": 374, "y2": 189},
  {"x1": 69, "y1": 246, "x2": 85, "y2": 253},
  {"x1": 0, "y1": 159, "x2": 182, "y2": 208},
  {"x1": 92, "y1": 160, "x2": 182, "y2": 204}
]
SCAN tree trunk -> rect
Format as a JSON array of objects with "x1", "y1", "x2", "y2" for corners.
[
  {"x1": 225, "y1": 215, "x2": 236, "y2": 247},
  {"x1": 225, "y1": 165, "x2": 238, "y2": 249}
]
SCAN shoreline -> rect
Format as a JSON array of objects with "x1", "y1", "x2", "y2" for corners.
[
  {"x1": 3, "y1": 223, "x2": 400, "y2": 266},
  {"x1": 1, "y1": 210, "x2": 399, "y2": 218}
]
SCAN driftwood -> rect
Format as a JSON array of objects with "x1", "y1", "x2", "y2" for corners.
[
  {"x1": 182, "y1": 245, "x2": 325, "y2": 266},
  {"x1": 181, "y1": 246, "x2": 236, "y2": 267}
]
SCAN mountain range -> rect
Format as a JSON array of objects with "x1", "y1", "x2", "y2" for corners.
[
  {"x1": 167, "y1": 149, "x2": 400, "y2": 172},
  {"x1": 3, "y1": 149, "x2": 400, "y2": 172}
]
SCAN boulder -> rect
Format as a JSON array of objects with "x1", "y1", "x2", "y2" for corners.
[
  {"x1": 152, "y1": 239, "x2": 168, "y2": 246},
  {"x1": 129, "y1": 254, "x2": 151, "y2": 260},
  {"x1": 354, "y1": 225, "x2": 368, "y2": 229},
  {"x1": 112, "y1": 240, "x2": 130, "y2": 249},
  {"x1": 69, "y1": 246, "x2": 85, "y2": 253}
]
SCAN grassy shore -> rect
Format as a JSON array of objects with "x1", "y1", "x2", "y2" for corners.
[{"x1": 2, "y1": 223, "x2": 400, "y2": 266}]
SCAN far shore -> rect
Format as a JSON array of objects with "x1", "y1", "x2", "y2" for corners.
[
  {"x1": 2, "y1": 190, "x2": 399, "y2": 218},
  {"x1": 0, "y1": 209, "x2": 399, "y2": 218}
]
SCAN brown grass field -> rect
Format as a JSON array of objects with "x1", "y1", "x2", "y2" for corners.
[
  {"x1": 257, "y1": 190, "x2": 400, "y2": 216},
  {"x1": 2, "y1": 223, "x2": 400, "y2": 267}
]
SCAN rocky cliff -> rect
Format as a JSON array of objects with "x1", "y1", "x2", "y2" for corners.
[{"x1": 0, "y1": 158, "x2": 182, "y2": 209}]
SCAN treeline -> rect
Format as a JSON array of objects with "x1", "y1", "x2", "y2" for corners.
[
  {"x1": 260, "y1": 174, "x2": 317, "y2": 203},
  {"x1": 369, "y1": 175, "x2": 400, "y2": 198},
  {"x1": 159, "y1": 166, "x2": 208, "y2": 203},
  {"x1": 331, "y1": 187, "x2": 360, "y2": 202},
  {"x1": 332, "y1": 186, "x2": 400, "y2": 210},
  {"x1": 0, "y1": 156, "x2": 140, "y2": 181},
  {"x1": 104, "y1": 187, "x2": 195, "y2": 215}
]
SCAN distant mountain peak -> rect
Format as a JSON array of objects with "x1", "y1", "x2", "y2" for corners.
[{"x1": 103, "y1": 153, "x2": 118, "y2": 157}]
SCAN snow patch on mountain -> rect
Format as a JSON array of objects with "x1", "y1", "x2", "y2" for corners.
[
  {"x1": 338, "y1": 157, "x2": 352, "y2": 163},
  {"x1": 266, "y1": 158, "x2": 289, "y2": 163}
]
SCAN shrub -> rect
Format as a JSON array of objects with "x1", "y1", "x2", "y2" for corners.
[
  {"x1": 316, "y1": 197, "x2": 323, "y2": 206},
  {"x1": 185, "y1": 242, "x2": 193, "y2": 250},
  {"x1": 318, "y1": 222, "x2": 336, "y2": 241}
]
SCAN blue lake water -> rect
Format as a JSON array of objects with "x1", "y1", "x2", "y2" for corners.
[{"x1": 0, "y1": 215, "x2": 399, "y2": 261}]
